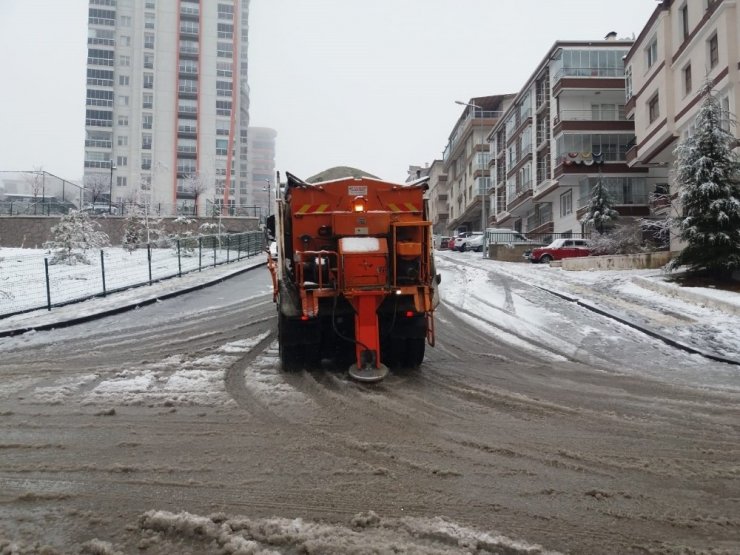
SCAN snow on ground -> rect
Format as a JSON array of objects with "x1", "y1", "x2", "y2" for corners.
[
  {"x1": 441, "y1": 250, "x2": 740, "y2": 362},
  {"x1": 0, "y1": 245, "x2": 263, "y2": 318},
  {"x1": 0, "y1": 254, "x2": 265, "y2": 334},
  {"x1": 134, "y1": 509, "x2": 559, "y2": 555}
]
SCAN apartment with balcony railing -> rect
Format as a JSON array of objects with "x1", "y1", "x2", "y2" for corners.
[
  {"x1": 623, "y1": 0, "x2": 734, "y2": 250},
  {"x1": 489, "y1": 35, "x2": 652, "y2": 236},
  {"x1": 443, "y1": 95, "x2": 514, "y2": 234},
  {"x1": 83, "y1": 0, "x2": 251, "y2": 216}
]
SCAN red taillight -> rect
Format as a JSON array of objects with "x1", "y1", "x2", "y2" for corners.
[
  {"x1": 300, "y1": 315, "x2": 309, "y2": 321},
  {"x1": 405, "y1": 311, "x2": 414, "y2": 318}
]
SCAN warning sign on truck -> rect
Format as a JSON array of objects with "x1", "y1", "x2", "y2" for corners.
[{"x1": 348, "y1": 185, "x2": 368, "y2": 196}]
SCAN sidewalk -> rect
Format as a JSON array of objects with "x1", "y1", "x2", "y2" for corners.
[
  {"x1": 0, "y1": 257, "x2": 266, "y2": 337},
  {"x1": 442, "y1": 251, "x2": 740, "y2": 365}
]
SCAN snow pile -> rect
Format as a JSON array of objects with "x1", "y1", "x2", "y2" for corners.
[{"x1": 138, "y1": 510, "x2": 559, "y2": 554}]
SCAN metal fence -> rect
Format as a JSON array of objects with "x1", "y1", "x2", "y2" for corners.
[{"x1": 0, "y1": 231, "x2": 265, "y2": 319}]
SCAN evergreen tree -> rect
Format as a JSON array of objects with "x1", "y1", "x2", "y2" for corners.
[
  {"x1": 44, "y1": 211, "x2": 110, "y2": 265},
  {"x1": 581, "y1": 174, "x2": 619, "y2": 234},
  {"x1": 670, "y1": 82, "x2": 740, "y2": 279}
]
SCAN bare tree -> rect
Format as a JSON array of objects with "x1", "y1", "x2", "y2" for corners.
[
  {"x1": 24, "y1": 166, "x2": 44, "y2": 214},
  {"x1": 83, "y1": 173, "x2": 110, "y2": 205},
  {"x1": 182, "y1": 173, "x2": 210, "y2": 217}
]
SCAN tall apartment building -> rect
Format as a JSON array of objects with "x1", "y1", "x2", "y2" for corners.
[
  {"x1": 444, "y1": 95, "x2": 513, "y2": 234},
  {"x1": 489, "y1": 37, "x2": 658, "y2": 236},
  {"x1": 245, "y1": 126, "x2": 276, "y2": 217},
  {"x1": 624, "y1": 0, "x2": 735, "y2": 249},
  {"x1": 84, "y1": 0, "x2": 251, "y2": 215}
]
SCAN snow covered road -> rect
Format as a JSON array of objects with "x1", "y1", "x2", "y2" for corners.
[{"x1": 1, "y1": 262, "x2": 739, "y2": 554}]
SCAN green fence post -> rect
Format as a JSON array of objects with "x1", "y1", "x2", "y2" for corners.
[
  {"x1": 198, "y1": 236, "x2": 202, "y2": 272},
  {"x1": 147, "y1": 243, "x2": 152, "y2": 285},
  {"x1": 44, "y1": 258, "x2": 51, "y2": 311},
  {"x1": 100, "y1": 250, "x2": 107, "y2": 297},
  {"x1": 177, "y1": 239, "x2": 182, "y2": 277}
]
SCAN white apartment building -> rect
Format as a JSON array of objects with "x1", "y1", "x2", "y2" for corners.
[
  {"x1": 489, "y1": 37, "x2": 660, "y2": 237},
  {"x1": 624, "y1": 0, "x2": 736, "y2": 247},
  {"x1": 83, "y1": 0, "x2": 251, "y2": 216},
  {"x1": 444, "y1": 95, "x2": 513, "y2": 234},
  {"x1": 245, "y1": 126, "x2": 276, "y2": 218}
]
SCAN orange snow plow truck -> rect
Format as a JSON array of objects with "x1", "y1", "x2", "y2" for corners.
[{"x1": 266, "y1": 172, "x2": 439, "y2": 382}]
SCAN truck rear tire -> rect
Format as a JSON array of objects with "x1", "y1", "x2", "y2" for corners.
[
  {"x1": 401, "y1": 337, "x2": 425, "y2": 368},
  {"x1": 278, "y1": 311, "x2": 303, "y2": 371}
]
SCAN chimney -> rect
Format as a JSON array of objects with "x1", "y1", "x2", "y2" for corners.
[{"x1": 605, "y1": 31, "x2": 617, "y2": 41}]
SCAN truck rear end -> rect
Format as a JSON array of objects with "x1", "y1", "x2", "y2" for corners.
[{"x1": 267, "y1": 172, "x2": 438, "y2": 382}]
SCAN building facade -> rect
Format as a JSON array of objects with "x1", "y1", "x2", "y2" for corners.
[
  {"x1": 444, "y1": 95, "x2": 513, "y2": 234},
  {"x1": 624, "y1": 0, "x2": 736, "y2": 248},
  {"x1": 489, "y1": 38, "x2": 658, "y2": 236},
  {"x1": 246, "y1": 126, "x2": 276, "y2": 218},
  {"x1": 83, "y1": 0, "x2": 251, "y2": 215}
]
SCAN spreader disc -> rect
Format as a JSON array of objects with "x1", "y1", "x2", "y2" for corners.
[{"x1": 348, "y1": 363, "x2": 389, "y2": 383}]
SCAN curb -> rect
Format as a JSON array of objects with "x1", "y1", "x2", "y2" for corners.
[
  {"x1": 533, "y1": 284, "x2": 740, "y2": 367},
  {"x1": 631, "y1": 275, "x2": 740, "y2": 316},
  {"x1": 0, "y1": 261, "x2": 267, "y2": 338}
]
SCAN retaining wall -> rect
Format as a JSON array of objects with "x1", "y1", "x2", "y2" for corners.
[
  {"x1": 487, "y1": 244, "x2": 531, "y2": 262},
  {"x1": 560, "y1": 251, "x2": 672, "y2": 271},
  {"x1": 0, "y1": 216, "x2": 260, "y2": 248}
]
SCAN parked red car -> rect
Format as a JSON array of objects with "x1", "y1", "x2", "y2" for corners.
[{"x1": 528, "y1": 238, "x2": 591, "y2": 263}]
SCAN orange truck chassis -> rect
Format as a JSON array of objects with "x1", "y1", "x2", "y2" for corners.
[{"x1": 266, "y1": 172, "x2": 439, "y2": 382}]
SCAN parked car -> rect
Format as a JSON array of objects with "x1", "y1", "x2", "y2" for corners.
[
  {"x1": 448, "y1": 232, "x2": 473, "y2": 252},
  {"x1": 527, "y1": 238, "x2": 591, "y2": 263},
  {"x1": 434, "y1": 235, "x2": 452, "y2": 250},
  {"x1": 457, "y1": 232, "x2": 484, "y2": 252},
  {"x1": 83, "y1": 203, "x2": 119, "y2": 215}
]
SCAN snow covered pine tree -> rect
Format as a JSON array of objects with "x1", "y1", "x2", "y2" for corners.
[
  {"x1": 670, "y1": 81, "x2": 740, "y2": 279},
  {"x1": 580, "y1": 162, "x2": 619, "y2": 234}
]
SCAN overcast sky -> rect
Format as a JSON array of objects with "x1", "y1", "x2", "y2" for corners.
[{"x1": 0, "y1": 0, "x2": 657, "y2": 183}]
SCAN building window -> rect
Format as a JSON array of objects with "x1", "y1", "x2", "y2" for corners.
[
  {"x1": 142, "y1": 114, "x2": 153, "y2": 129},
  {"x1": 145, "y1": 13, "x2": 155, "y2": 29},
  {"x1": 116, "y1": 176, "x2": 127, "y2": 187},
  {"x1": 118, "y1": 75, "x2": 129, "y2": 86},
  {"x1": 119, "y1": 55, "x2": 130, "y2": 67},
  {"x1": 218, "y1": 3, "x2": 234, "y2": 20},
  {"x1": 216, "y1": 139, "x2": 228, "y2": 156},
  {"x1": 709, "y1": 33, "x2": 719, "y2": 68},
  {"x1": 116, "y1": 156, "x2": 127, "y2": 166},
  {"x1": 144, "y1": 33, "x2": 155, "y2": 49},
  {"x1": 142, "y1": 133, "x2": 152, "y2": 150},
  {"x1": 217, "y1": 42, "x2": 233, "y2": 58},
  {"x1": 646, "y1": 36, "x2": 658, "y2": 68},
  {"x1": 144, "y1": 53, "x2": 154, "y2": 69},
  {"x1": 216, "y1": 100, "x2": 232, "y2": 116},
  {"x1": 625, "y1": 66, "x2": 633, "y2": 101},
  {"x1": 119, "y1": 15, "x2": 131, "y2": 27},
  {"x1": 140, "y1": 176, "x2": 151, "y2": 191},
  {"x1": 720, "y1": 96, "x2": 730, "y2": 132},
  {"x1": 216, "y1": 81, "x2": 232, "y2": 97},
  {"x1": 118, "y1": 115, "x2": 128, "y2": 126},
  {"x1": 143, "y1": 93, "x2": 153, "y2": 109},
  {"x1": 680, "y1": 4, "x2": 689, "y2": 40},
  {"x1": 141, "y1": 154, "x2": 152, "y2": 170},
  {"x1": 120, "y1": 35, "x2": 131, "y2": 47},
  {"x1": 143, "y1": 73, "x2": 154, "y2": 89},
  {"x1": 117, "y1": 135, "x2": 128, "y2": 146},
  {"x1": 683, "y1": 64, "x2": 692, "y2": 95},
  {"x1": 118, "y1": 95, "x2": 129, "y2": 106},
  {"x1": 560, "y1": 190, "x2": 572, "y2": 217},
  {"x1": 648, "y1": 94, "x2": 660, "y2": 123}
]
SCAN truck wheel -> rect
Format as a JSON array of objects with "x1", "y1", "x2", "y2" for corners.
[
  {"x1": 402, "y1": 337, "x2": 425, "y2": 368},
  {"x1": 278, "y1": 312, "x2": 302, "y2": 371}
]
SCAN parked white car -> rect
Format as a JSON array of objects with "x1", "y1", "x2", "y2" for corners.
[{"x1": 456, "y1": 232, "x2": 484, "y2": 252}]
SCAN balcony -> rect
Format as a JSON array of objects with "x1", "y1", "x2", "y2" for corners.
[
  {"x1": 85, "y1": 139, "x2": 112, "y2": 149},
  {"x1": 552, "y1": 67, "x2": 626, "y2": 96},
  {"x1": 553, "y1": 109, "x2": 632, "y2": 135},
  {"x1": 443, "y1": 110, "x2": 503, "y2": 163}
]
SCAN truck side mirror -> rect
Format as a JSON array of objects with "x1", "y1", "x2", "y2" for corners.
[{"x1": 435, "y1": 273, "x2": 441, "y2": 284}]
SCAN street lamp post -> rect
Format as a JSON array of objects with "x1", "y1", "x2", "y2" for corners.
[
  {"x1": 108, "y1": 161, "x2": 117, "y2": 214},
  {"x1": 455, "y1": 100, "x2": 487, "y2": 257}
]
